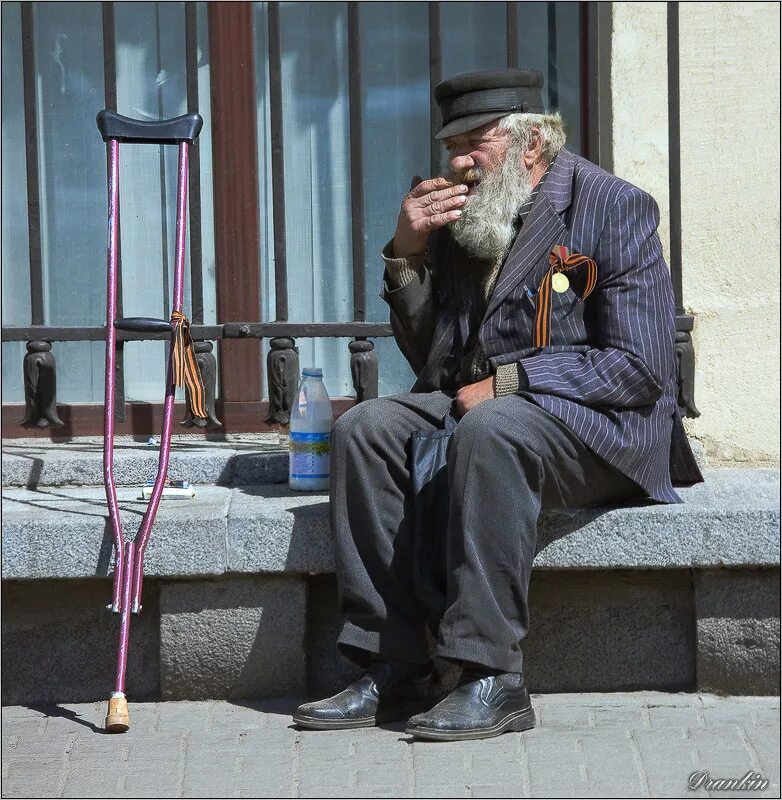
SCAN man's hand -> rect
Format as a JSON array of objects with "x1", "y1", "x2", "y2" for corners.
[
  {"x1": 392, "y1": 176, "x2": 468, "y2": 258},
  {"x1": 454, "y1": 377, "x2": 495, "y2": 417}
]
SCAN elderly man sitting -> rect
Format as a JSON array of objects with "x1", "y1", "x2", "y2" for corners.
[{"x1": 293, "y1": 69, "x2": 701, "y2": 741}]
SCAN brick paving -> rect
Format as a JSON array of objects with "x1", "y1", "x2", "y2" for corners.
[{"x1": 1, "y1": 693, "x2": 779, "y2": 798}]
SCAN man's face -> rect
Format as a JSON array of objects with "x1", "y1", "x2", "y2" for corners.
[
  {"x1": 441, "y1": 120, "x2": 534, "y2": 262},
  {"x1": 442, "y1": 121, "x2": 511, "y2": 194}
]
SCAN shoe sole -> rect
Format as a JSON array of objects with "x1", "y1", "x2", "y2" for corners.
[
  {"x1": 405, "y1": 705, "x2": 536, "y2": 741},
  {"x1": 293, "y1": 713, "x2": 379, "y2": 730},
  {"x1": 293, "y1": 698, "x2": 441, "y2": 731}
]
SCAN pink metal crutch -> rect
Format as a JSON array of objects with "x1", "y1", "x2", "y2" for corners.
[{"x1": 97, "y1": 110, "x2": 205, "y2": 733}]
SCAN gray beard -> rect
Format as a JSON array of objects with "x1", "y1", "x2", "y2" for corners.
[{"x1": 448, "y1": 146, "x2": 534, "y2": 262}]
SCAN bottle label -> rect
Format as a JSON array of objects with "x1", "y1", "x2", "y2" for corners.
[{"x1": 289, "y1": 431, "x2": 330, "y2": 479}]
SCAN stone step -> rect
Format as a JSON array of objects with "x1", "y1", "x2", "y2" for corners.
[
  {"x1": 3, "y1": 467, "x2": 779, "y2": 703},
  {"x1": 2, "y1": 469, "x2": 778, "y2": 581},
  {"x1": 1, "y1": 434, "x2": 290, "y2": 488},
  {"x1": 1, "y1": 434, "x2": 708, "y2": 489}
]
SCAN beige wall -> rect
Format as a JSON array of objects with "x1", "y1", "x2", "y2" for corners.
[
  {"x1": 610, "y1": 2, "x2": 780, "y2": 464},
  {"x1": 610, "y1": 2, "x2": 671, "y2": 265}
]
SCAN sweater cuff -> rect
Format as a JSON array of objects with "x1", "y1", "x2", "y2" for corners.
[
  {"x1": 493, "y1": 362, "x2": 530, "y2": 396},
  {"x1": 382, "y1": 240, "x2": 427, "y2": 290}
]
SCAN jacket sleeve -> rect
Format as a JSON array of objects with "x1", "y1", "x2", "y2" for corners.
[
  {"x1": 379, "y1": 240, "x2": 437, "y2": 376},
  {"x1": 504, "y1": 187, "x2": 676, "y2": 408}
]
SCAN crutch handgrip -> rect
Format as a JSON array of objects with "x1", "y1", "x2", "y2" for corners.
[
  {"x1": 96, "y1": 110, "x2": 203, "y2": 145},
  {"x1": 114, "y1": 317, "x2": 172, "y2": 334}
]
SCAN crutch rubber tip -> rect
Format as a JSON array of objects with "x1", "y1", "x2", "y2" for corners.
[{"x1": 105, "y1": 697, "x2": 129, "y2": 733}]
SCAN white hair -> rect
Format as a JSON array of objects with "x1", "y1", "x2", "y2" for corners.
[{"x1": 498, "y1": 112, "x2": 567, "y2": 162}]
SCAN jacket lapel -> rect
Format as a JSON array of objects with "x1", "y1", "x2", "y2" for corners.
[{"x1": 483, "y1": 150, "x2": 575, "y2": 321}]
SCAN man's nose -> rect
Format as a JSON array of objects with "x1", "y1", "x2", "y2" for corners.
[{"x1": 449, "y1": 153, "x2": 474, "y2": 173}]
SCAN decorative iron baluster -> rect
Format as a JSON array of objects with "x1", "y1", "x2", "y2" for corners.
[
  {"x1": 181, "y1": 340, "x2": 221, "y2": 428},
  {"x1": 265, "y1": 336, "x2": 299, "y2": 425},
  {"x1": 21, "y1": 341, "x2": 64, "y2": 428},
  {"x1": 349, "y1": 339, "x2": 378, "y2": 403},
  {"x1": 675, "y1": 325, "x2": 700, "y2": 419}
]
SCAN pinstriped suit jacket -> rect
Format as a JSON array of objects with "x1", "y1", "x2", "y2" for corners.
[{"x1": 382, "y1": 148, "x2": 698, "y2": 503}]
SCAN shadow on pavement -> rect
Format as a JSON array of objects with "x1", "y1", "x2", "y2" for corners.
[
  {"x1": 24, "y1": 704, "x2": 104, "y2": 734},
  {"x1": 228, "y1": 697, "x2": 302, "y2": 717}
]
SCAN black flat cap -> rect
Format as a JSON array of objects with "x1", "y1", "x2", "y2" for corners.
[{"x1": 434, "y1": 69, "x2": 545, "y2": 140}]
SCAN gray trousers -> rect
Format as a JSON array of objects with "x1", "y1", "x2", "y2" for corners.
[{"x1": 330, "y1": 391, "x2": 642, "y2": 674}]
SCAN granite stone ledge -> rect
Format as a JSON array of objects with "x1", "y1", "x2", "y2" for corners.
[
  {"x1": 159, "y1": 575, "x2": 307, "y2": 699},
  {"x1": 0, "y1": 433, "x2": 710, "y2": 489},
  {"x1": 1, "y1": 578, "x2": 160, "y2": 705},
  {"x1": 2, "y1": 469, "x2": 778, "y2": 582},
  {"x1": 695, "y1": 569, "x2": 781, "y2": 695},
  {"x1": 1, "y1": 485, "x2": 231, "y2": 579},
  {"x1": 227, "y1": 485, "x2": 332, "y2": 573},
  {"x1": 534, "y1": 468, "x2": 779, "y2": 569},
  {"x1": 1, "y1": 435, "x2": 288, "y2": 488},
  {"x1": 222, "y1": 469, "x2": 778, "y2": 575}
]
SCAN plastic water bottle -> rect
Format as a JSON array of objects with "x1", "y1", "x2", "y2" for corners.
[{"x1": 289, "y1": 367, "x2": 332, "y2": 491}]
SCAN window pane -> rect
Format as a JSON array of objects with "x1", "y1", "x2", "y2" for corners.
[
  {"x1": 2, "y1": 2, "x2": 30, "y2": 401},
  {"x1": 32, "y1": 1, "x2": 107, "y2": 402},
  {"x1": 114, "y1": 1, "x2": 189, "y2": 402},
  {"x1": 0, "y1": 2, "x2": 216, "y2": 407},
  {"x1": 196, "y1": 1, "x2": 220, "y2": 395},
  {"x1": 552, "y1": 2, "x2": 582, "y2": 156},
  {"x1": 359, "y1": 1, "x2": 428, "y2": 395},
  {"x1": 254, "y1": 2, "x2": 276, "y2": 325},
  {"x1": 517, "y1": 2, "x2": 582, "y2": 154},
  {"x1": 2, "y1": 2, "x2": 31, "y2": 325},
  {"x1": 112, "y1": 2, "x2": 217, "y2": 403},
  {"x1": 2, "y1": 342, "x2": 27, "y2": 403},
  {"x1": 441, "y1": 2, "x2": 507, "y2": 79},
  {"x1": 277, "y1": 1, "x2": 353, "y2": 397},
  {"x1": 33, "y1": 2, "x2": 106, "y2": 328}
]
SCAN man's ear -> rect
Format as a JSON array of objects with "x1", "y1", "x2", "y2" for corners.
[{"x1": 522, "y1": 127, "x2": 543, "y2": 169}]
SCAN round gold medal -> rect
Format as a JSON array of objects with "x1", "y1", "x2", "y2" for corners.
[{"x1": 552, "y1": 272, "x2": 570, "y2": 293}]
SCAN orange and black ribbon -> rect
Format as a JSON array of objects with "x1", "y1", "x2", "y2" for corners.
[
  {"x1": 171, "y1": 309, "x2": 207, "y2": 419},
  {"x1": 532, "y1": 245, "x2": 598, "y2": 347}
]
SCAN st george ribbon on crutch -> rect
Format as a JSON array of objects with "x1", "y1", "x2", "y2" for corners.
[{"x1": 97, "y1": 109, "x2": 207, "y2": 733}]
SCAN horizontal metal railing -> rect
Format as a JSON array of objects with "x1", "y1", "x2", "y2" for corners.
[
  {"x1": 1, "y1": 323, "x2": 392, "y2": 343},
  {"x1": 3, "y1": 321, "x2": 393, "y2": 431}
]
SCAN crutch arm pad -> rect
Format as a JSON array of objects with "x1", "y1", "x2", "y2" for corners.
[
  {"x1": 97, "y1": 110, "x2": 203, "y2": 145},
  {"x1": 114, "y1": 317, "x2": 173, "y2": 333}
]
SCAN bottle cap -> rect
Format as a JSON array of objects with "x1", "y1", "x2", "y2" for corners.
[{"x1": 302, "y1": 367, "x2": 323, "y2": 378}]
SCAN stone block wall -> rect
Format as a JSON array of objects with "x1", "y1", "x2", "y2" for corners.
[
  {"x1": 2, "y1": 568, "x2": 779, "y2": 706},
  {"x1": 1, "y1": 578, "x2": 159, "y2": 706}
]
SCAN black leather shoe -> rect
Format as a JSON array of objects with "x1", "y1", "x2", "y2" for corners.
[
  {"x1": 293, "y1": 660, "x2": 442, "y2": 730},
  {"x1": 405, "y1": 669, "x2": 535, "y2": 741}
]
